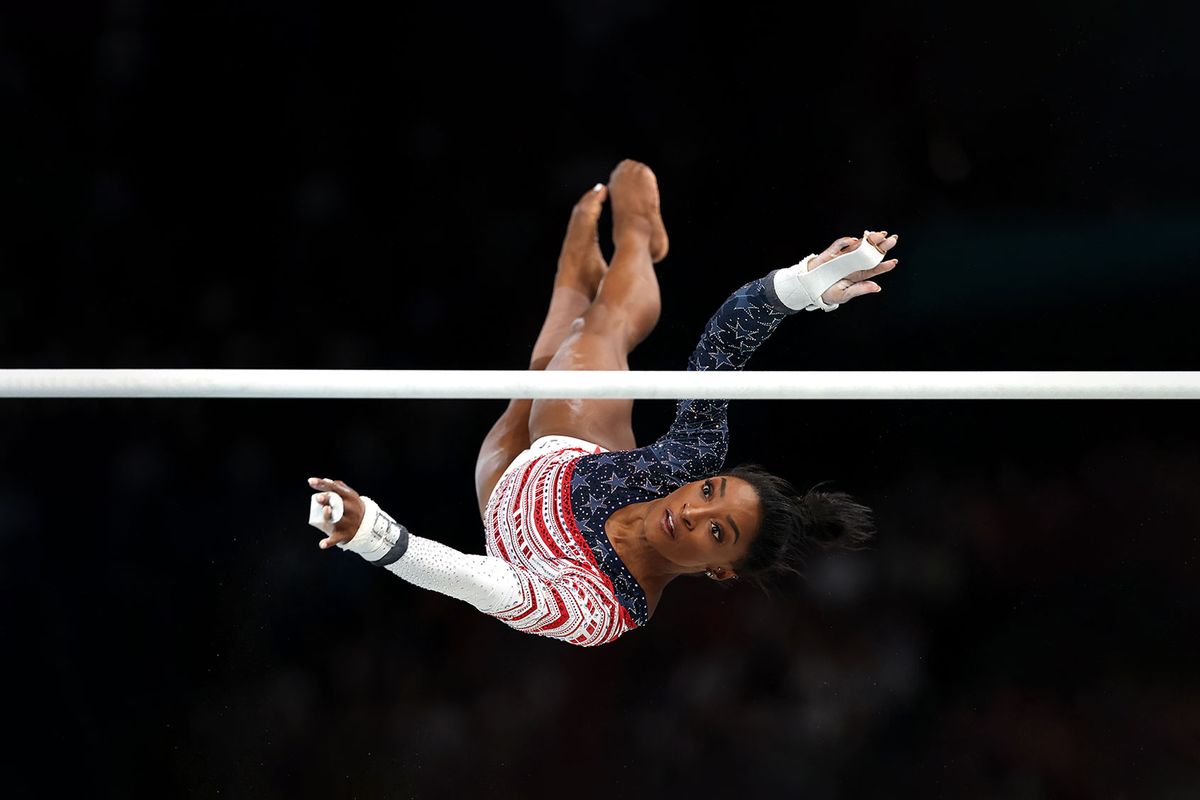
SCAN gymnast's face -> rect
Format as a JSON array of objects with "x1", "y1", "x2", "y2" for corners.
[{"x1": 649, "y1": 476, "x2": 761, "y2": 578}]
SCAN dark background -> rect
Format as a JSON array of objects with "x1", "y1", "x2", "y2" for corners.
[{"x1": 2, "y1": 1, "x2": 1198, "y2": 797}]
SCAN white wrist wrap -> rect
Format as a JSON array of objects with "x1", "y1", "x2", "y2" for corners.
[
  {"x1": 773, "y1": 230, "x2": 885, "y2": 312},
  {"x1": 335, "y1": 496, "x2": 410, "y2": 564}
]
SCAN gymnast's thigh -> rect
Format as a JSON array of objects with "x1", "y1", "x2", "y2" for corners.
[{"x1": 528, "y1": 317, "x2": 637, "y2": 453}]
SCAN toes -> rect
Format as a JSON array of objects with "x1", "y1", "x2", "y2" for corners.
[
  {"x1": 574, "y1": 184, "x2": 607, "y2": 215},
  {"x1": 610, "y1": 159, "x2": 659, "y2": 190},
  {"x1": 560, "y1": 184, "x2": 610, "y2": 274},
  {"x1": 568, "y1": 185, "x2": 607, "y2": 233},
  {"x1": 611, "y1": 159, "x2": 643, "y2": 180}
]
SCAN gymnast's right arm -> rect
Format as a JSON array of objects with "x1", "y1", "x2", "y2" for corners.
[{"x1": 306, "y1": 477, "x2": 521, "y2": 614}]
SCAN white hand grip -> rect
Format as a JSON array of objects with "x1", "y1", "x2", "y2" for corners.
[
  {"x1": 774, "y1": 230, "x2": 885, "y2": 312},
  {"x1": 308, "y1": 492, "x2": 344, "y2": 531}
]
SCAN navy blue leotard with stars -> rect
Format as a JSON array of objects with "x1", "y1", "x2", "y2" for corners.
[{"x1": 566, "y1": 272, "x2": 801, "y2": 626}]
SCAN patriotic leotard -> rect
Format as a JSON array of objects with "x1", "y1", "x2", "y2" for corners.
[{"x1": 357, "y1": 271, "x2": 806, "y2": 646}]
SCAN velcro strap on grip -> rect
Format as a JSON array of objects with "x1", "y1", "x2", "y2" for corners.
[{"x1": 333, "y1": 496, "x2": 410, "y2": 564}]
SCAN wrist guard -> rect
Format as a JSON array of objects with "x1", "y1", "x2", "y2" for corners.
[{"x1": 337, "y1": 496, "x2": 411, "y2": 566}]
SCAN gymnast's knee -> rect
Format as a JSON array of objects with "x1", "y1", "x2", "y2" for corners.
[{"x1": 579, "y1": 302, "x2": 631, "y2": 343}]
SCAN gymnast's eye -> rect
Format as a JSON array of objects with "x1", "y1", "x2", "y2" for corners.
[
  {"x1": 702, "y1": 480, "x2": 712, "y2": 498},
  {"x1": 711, "y1": 521, "x2": 723, "y2": 542}
]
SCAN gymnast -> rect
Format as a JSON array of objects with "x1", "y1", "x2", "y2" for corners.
[{"x1": 306, "y1": 159, "x2": 900, "y2": 647}]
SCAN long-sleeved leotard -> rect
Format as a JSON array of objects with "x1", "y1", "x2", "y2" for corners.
[{"x1": 336, "y1": 269, "x2": 806, "y2": 646}]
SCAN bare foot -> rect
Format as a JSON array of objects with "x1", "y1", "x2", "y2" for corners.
[
  {"x1": 607, "y1": 159, "x2": 669, "y2": 263},
  {"x1": 806, "y1": 231, "x2": 900, "y2": 305},
  {"x1": 555, "y1": 184, "x2": 610, "y2": 297}
]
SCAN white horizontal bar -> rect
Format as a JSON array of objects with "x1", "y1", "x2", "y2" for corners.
[{"x1": 0, "y1": 370, "x2": 1197, "y2": 399}]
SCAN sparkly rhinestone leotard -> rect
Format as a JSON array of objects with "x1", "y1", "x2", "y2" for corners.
[{"x1": 370, "y1": 272, "x2": 805, "y2": 646}]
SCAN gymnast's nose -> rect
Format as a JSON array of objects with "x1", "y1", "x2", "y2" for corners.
[{"x1": 681, "y1": 503, "x2": 692, "y2": 531}]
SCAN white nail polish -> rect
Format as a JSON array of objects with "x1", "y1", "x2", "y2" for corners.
[{"x1": 593, "y1": 183, "x2": 603, "y2": 192}]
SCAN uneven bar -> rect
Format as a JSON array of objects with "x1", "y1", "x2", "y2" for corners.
[{"x1": 1, "y1": 370, "x2": 1198, "y2": 400}]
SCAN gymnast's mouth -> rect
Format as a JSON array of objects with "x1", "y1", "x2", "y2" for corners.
[{"x1": 662, "y1": 508, "x2": 676, "y2": 539}]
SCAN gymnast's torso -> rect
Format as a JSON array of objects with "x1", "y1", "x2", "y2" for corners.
[
  {"x1": 482, "y1": 436, "x2": 640, "y2": 647},
  {"x1": 479, "y1": 273, "x2": 796, "y2": 646}
]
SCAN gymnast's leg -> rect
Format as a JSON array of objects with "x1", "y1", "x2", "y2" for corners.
[
  {"x1": 527, "y1": 159, "x2": 669, "y2": 453},
  {"x1": 474, "y1": 184, "x2": 611, "y2": 518}
]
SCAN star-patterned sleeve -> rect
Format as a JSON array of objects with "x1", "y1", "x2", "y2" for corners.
[{"x1": 646, "y1": 274, "x2": 799, "y2": 480}]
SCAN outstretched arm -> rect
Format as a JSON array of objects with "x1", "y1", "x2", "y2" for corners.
[
  {"x1": 646, "y1": 231, "x2": 900, "y2": 476},
  {"x1": 307, "y1": 477, "x2": 521, "y2": 613},
  {"x1": 305, "y1": 478, "x2": 633, "y2": 646}
]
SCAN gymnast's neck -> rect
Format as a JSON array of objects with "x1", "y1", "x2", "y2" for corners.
[{"x1": 605, "y1": 501, "x2": 682, "y2": 617}]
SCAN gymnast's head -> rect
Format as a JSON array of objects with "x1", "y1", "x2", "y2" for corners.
[{"x1": 650, "y1": 464, "x2": 876, "y2": 588}]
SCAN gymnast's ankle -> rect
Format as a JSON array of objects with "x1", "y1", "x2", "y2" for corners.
[{"x1": 613, "y1": 224, "x2": 655, "y2": 254}]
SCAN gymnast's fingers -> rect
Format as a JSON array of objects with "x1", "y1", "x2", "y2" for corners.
[
  {"x1": 846, "y1": 281, "x2": 882, "y2": 300},
  {"x1": 865, "y1": 258, "x2": 898, "y2": 279},
  {"x1": 308, "y1": 476, "x2": 347, "y2": 496},
  {"x1": 843, "y1": 258, "x2": 898, "y2": 283},
  {"x1": 865, "y1": 231, "x2": 897, "y2": 254},
  {"x1": 308, "y1": 476, "x2": 360, "y2": 499},
  {"x1": 316, "y1": 507, "x2": 357, "y2": 550},
  {"x1": 832, "y1": 236, "x2": 859, "y2": 254}
]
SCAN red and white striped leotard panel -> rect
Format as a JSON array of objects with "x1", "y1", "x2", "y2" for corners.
[{"x1": 483, "y1": 437, "x2": 637, "y2": 647}]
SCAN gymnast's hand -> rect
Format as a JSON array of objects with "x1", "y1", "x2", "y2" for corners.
[
  {"x1": 808, "y1": 231, "x2": 900, "y2": 305},
  {"x1": 308, "y1": 477, "x2": 365, "y2": 550}
]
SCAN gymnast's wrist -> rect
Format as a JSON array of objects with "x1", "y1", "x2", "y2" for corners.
[
  {"x1": 337, "y1": 496, "x2": 410, "y2": 565},
  {"x1": 772, "y1": 257, "x2": 840, "y2": 313}
]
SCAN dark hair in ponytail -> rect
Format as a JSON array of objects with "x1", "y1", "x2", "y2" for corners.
[{"x1": 726, "y1": 463, "x2": 876, "y2": 592}]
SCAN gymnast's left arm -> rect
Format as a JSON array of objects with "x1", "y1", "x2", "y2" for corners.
[
  {"x1": 647, "y1": 232, "x2": 900, "y2": 468},
  {"x1": 305, "y1": 477, "x2": 522, "y2": 614}
]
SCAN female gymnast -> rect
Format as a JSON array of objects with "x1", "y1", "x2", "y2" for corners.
[{"x1": 306, "y1": 159, "x2": 900, "y2": 647}]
